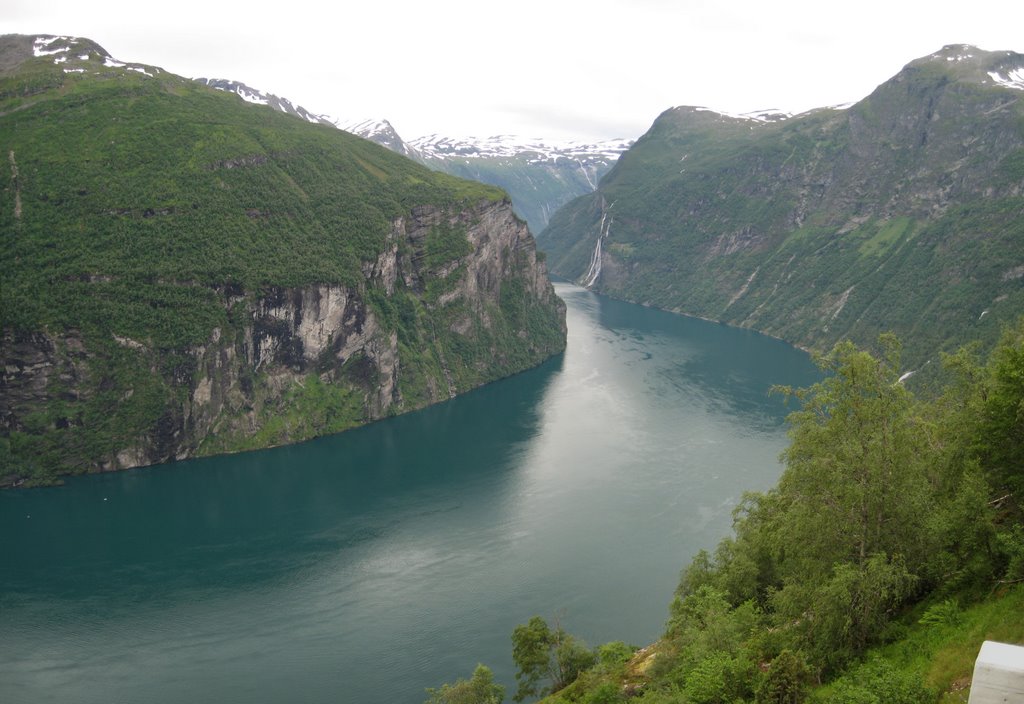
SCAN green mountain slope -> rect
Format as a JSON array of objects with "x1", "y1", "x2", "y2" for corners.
[
  {"x1": 0, "y1": 34, "x2": 566, "y2": 485},
  {"x1": 540, "y1": 45, "x2": 1024, "y2": 366}
]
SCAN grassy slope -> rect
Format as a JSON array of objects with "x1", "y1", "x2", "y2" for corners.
[{"x1": 813, "y1": 586, "x2": 1024, "y2": 703}]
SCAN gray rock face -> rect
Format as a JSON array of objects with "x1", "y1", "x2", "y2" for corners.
[{"x1": 2, "y1": 200, "x2": 565, "y2": 479}]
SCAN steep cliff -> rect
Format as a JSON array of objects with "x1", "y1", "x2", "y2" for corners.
[
  {"x1": 0, "y1": 35, "x2": 565, "y2": 485},
  {"x1": 541, "y1": 45, "x2": 1024, "y2": 365}
]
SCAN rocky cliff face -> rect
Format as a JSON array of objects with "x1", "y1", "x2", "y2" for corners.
[{"x1": 2, "y1": 195, "x2": 564, "y2": 483}]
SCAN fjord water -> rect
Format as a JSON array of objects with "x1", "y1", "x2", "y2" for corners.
[{"x1": 0, "y1": 282, "x2": 818, "y2": 704}]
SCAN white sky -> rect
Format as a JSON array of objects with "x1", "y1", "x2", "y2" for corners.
[{"x1": 4, "y1": 0, "x2": 1024, "y2": 142}]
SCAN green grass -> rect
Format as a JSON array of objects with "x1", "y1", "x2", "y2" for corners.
[
  {"x1": 858, "y1": 217, "x2": 917, "y2": 257},
  {"x1": 811, "y1": 585, "x2": 1024, "y2": 702}
]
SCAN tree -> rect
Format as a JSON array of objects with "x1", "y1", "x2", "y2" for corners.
[
  {"x1": 971, "y1": 320, "x2": 1024, "y2": 500},
  {"x1": 764, "y1": 338, "x2": 940, "y2": 670},
  {"x1": 511, "y1": 616, "x2": 596, "y2": 702},
  {"x1": 425, "y1": 664, "x2": 504, "y2": 704},
  {"x1": 755, "y1": 649, "x2": 810, "y2": 704},
  {"x1": 772, "y1": 337, "x2": 936, "y2": 576}
]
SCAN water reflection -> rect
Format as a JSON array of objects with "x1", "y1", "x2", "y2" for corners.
[
  {"x1": 588, "y1": 287, "x2": 809, "y2": 430},
  {"x1": 1, "y1": 355, "x2": 564, "y2": 604}
]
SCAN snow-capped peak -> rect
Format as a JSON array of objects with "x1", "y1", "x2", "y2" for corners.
[
  {"x1": 337, "y1": 118, "x2": 397, "y2": 139},
  {"x1": 30, "y1": 35, "x2": 160, "y2": 78}
]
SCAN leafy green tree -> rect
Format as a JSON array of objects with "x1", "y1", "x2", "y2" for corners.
[
  {"x1": 772, "y1": 555, "x2": 915, "y2": 672},
  {"x1": 755, "y1": 649, "x2": 810, "y2": 704},
  {"x1": 511, "y1": 616, "x2": 596, "y2": 702},
  {"x1": 667, "y1": 586, "x2": 760, "y2": 657},
  {"x1": 772, "y1": 337, "x2": 936, "y2": 576},
  {"x1": 425, "y1": 664, "x2": 504, "y2": 704},
  {"x1": 970, "y1": 319, "x2": 1024, "y2": 500},
  {"x1": 596, "y1": 641, "x2": 635, "y2": 669},
  {"x1": 758, "y1": 339, "x2": 945, "y2": 670},
  {"x1": 663, "y1": 586, "x2": 761, "y2": 702}
]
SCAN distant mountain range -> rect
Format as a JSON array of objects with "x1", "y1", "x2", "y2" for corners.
[
  {"x1": 328, "y1": 120, "x2": 633, "y2": 235},
  {"x1": 192, "y1": 81, "x2": 631, "y2": 235},
  {"x1": 404, "y1": 132, "x2": 632, "y2": 234},
  {"x1": 540, "y1": 44, "x2": 1024, "y2": 367}
]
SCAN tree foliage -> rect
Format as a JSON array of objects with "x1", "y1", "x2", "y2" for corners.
[
  {"x1": 511, "y1": 616, "x2": 596, "y2": 702},
  {"x1": 425, "y1": 664, "x2": 505, "y2": 704}
]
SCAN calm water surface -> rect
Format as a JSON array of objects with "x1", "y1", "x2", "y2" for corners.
[{"x1": 0, "y1": 282, "x2": 818, "y2": 703}]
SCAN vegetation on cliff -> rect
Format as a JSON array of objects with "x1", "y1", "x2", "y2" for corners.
[
  {"x1": 430, "y1": 320, "x2": 1024, "y2": 703},
  {"x1": 540, "y1": 45, "x2": 1024, "y2": 368},
  {"x1": 0, "y1": 35, "x2": 566, "y2": 485}
]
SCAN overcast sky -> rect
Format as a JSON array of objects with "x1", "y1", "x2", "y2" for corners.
[{"x1": 4, "y1": 0, "x2": 1024, "y2": 141}]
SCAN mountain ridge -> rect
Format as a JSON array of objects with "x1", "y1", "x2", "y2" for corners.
[
  {"x1": 193, "y1": 77, "x2": 335, "y2": 127},
  {"x1": 540, "y1": 43, "x2": 1024, "y2": 368}
]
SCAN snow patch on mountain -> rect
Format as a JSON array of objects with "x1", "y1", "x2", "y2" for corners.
[
  {"x1": 988, "y1": 67, "x2": 1024, "y2": 90},
  {"x1": 692, "y1": 106, "x2": 793, "y2": 122},
  {"x1": 33, "y1": 35, "x2": 76, "y2": 57},
  {"x1": 194, "y1": 78, "x2": 333, "y2": 126},
  {"x1": 234, "y1": 84, "x2": 270, "y2": 106},
  {"x1": 31, "y1": 35, "x2": 161, "y2": 79},
  {"x1": 408, "y1": 133, "x2": 632, "y2": 164},
  {"x1": 338, "y1": 118, "x2": 394, "y2": 139},
  {"x1": 931, "y1": 44, "x2": 978, "y2": 62}
]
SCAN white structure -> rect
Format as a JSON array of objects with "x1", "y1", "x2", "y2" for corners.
[{"x1": 969, "y1": 641, "x2": 1024, "y2": 703}]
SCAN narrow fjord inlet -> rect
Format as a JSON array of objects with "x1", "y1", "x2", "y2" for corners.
[{"x1": 0, "y1": 283, "x2": 818, "y2": 704}]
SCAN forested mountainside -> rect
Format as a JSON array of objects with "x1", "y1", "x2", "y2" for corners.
[
  {"x1": 0, "y1": 34, "x2": 566, "y2": 486},
  {"x1": 540, "y1": 45, "x2": 1024, "y2": 367}
]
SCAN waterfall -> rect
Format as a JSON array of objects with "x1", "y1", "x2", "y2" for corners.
[
  {"x1": 577, "y1": 160, "x2": 596, "y2": 190},
  {"x1": 581, "y1": 200, "x2": 612, "y2": 288}
]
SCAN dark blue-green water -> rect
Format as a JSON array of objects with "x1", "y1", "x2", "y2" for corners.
[{"x1": 0, "y1": 282, "x2": 818, "y2": 703}]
